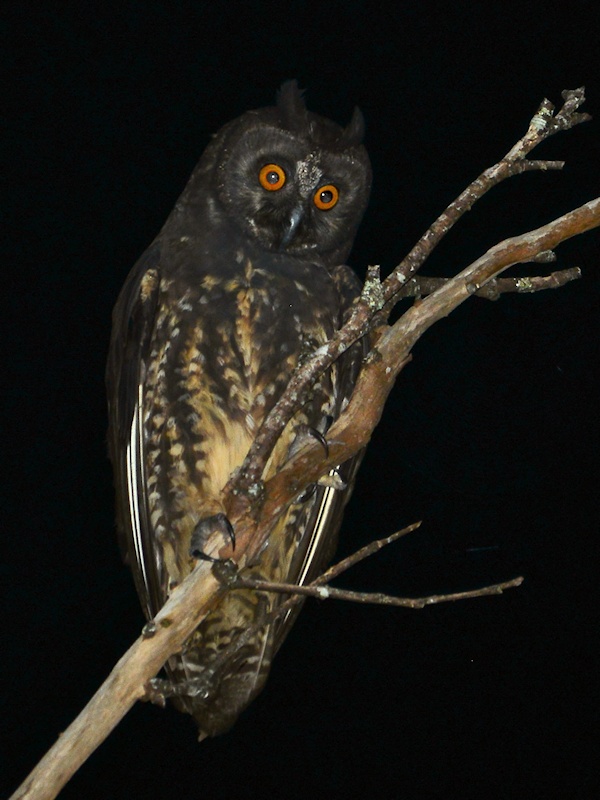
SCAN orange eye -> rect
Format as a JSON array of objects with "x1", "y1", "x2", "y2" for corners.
[
  {"x1": 313, "y1": 184, "x2": 339, "y2": 210},
  {"x1": 259, "y1": 163, "x2": 286, "y2": 191}
]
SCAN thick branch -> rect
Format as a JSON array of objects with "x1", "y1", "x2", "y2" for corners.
[
  {"x1": 252, "y1": 198, "x2": 599, "y2": 541},
  {"x1": 10, "y1": 556, "x2": 225, "y2": 800},
  {"x1": 228, "y1": 88, "x2": 590, "y2": 496}
]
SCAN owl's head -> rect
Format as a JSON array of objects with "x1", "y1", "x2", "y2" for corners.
[{"x1": 199, "y1": 81, "x2": 372, "y2": 266}]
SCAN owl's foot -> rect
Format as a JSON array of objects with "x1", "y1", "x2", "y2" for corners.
[
  {"x1": 291, "y1": 423, "x2": 329, "y2": 458},
  {"x1": 306, "y1": 425, "x2": 329, "y2": 457},
  {"x1": 143, "y1": 678, "x2": 168, "y2": 707},
  {"x1": 190, "y1": 513, "x2": 236, "y2": 562},
  {"x1": 210, "y1": 557, "x2": 239, "y2": 587},
  {"x1": 145, "y1": 675, "x2": 213, "y2": 701}
]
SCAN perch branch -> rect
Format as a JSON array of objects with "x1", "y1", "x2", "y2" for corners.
[
  {"x1": 228, "y1": 88, "x2": 590, "y2": 496},
  {"x1": 9, "y1": 554, "x2": 225, "y2": 800},
  {"x1": 245, "y1": 197, "x2": 600, "y2": 549}
]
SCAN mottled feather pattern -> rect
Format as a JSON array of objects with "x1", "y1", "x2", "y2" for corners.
[
  {"x1": 144, "y1": 256, "x2": 341, "y2": 591},
  {"x1": 107, "y1": 81, "x2": 371, "y2": 737}
]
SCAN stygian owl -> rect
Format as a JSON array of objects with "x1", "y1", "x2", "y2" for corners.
[{"x1": 106, "y1": 81, "x2": 371, "y2": 738}]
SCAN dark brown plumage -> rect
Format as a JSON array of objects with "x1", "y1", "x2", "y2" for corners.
[{"x1": 106, "y1": 81, "x2": 371, "y2": 737}]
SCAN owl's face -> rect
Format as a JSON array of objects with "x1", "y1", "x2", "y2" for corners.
[{"x1": 202, "y1": 83, "x2": 371, "y2": 267}]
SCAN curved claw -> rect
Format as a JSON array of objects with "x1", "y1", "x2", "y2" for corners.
[
  {"x1": 222, "y1": 516, "x2": 236, "y2": 551},
  {"x1": 307, "y1": 426, "x2": 329, "y2": 458},
  {"x1": 190, "y1": 512, "x2": 236, "y2": 561}
]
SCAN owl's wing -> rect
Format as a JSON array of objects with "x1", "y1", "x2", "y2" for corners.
[
  {"x1": 272, "y1": 264, "x2": 366, "y2": 650},
  {"x1": 272, "y1": 449, "x2": 365, "y2": 652},
  {"x1": 106, "y1": 244, "x2": 162, "y2": 618}
]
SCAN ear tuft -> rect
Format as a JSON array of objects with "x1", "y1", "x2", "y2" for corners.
[
  {"x1": 339, "y1": 106, "x2": 366, "y2": 146},
  {"x1": 277, "y1": 80, "x2": 310, "y2": 136}
]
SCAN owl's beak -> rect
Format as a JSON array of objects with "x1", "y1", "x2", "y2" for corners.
[{"x1": 279, "y1": 205, "x2": 304, "y2": 249}]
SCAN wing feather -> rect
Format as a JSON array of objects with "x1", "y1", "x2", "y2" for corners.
[
  {"x1": 106, "y1": 245, "x2": 161, "y2": 616},
  {"x1": 272, "y1": 263, "x2": 367, "y2": 649},
  {"x1": 107, "y1": 253, "x2": 366, "y2": 734}
]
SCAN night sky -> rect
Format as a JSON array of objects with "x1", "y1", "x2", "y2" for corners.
[{"x1": 4, "y1": 3, "x2": 599, "y2": 797}]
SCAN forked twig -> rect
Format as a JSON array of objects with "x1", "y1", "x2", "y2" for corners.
[
  {"x1": 148, "y1": 522, "x2": 424, "y2": 699},
  {"x1": 225, "y1": 521, "x2": 522, "y2": 610}
]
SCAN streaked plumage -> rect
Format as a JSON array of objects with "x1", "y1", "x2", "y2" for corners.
[{"x1": 106, "y1": 81, "x2": 371, "y2": 737}]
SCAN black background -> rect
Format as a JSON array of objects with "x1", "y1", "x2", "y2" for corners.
[{"x1": 4, "y1": 2, "x2": 599, "y2": 797}]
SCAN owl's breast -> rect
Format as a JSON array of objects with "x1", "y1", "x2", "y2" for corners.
[
  {"x1": 143, "y1": 254, "x2": 340, "y2": 534},
  {"x1": 160, "y1": 252, "x2": 339, "y2": 419}
]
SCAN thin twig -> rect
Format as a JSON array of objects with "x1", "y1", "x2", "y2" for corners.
[
  {"x1": 394, "y1": 267, "x2": 581, "y2": 302},
  {"x1": 232, "y1": 575, "x2": 525, "y2": 609},
  {"x1": 201, "y1": 522, "x2": 424, "y2": 681},
  {"x1": 315, "y1": 521, "x2": 423, "y2": 584}
]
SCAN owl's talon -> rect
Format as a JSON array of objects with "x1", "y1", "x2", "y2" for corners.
[
  {"x1": 190, "y1": 513, "x2": 236, "y2": 561},
  {"x1": 224, "y1": 517, "x2": 236, "y2": 551},
  {"x1": 307, "y1": 426, "x2": 329, "y2": 458},
  {"x1": 291, "y1": 424, "x2": 329, "y2": 459}
]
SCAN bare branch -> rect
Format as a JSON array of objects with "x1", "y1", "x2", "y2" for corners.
[
  {"x1": 504, "y1": 87, "x2": 590, "y2": 161},
  {"x1": 232, "y1": 574, "x2": 525, "y2": 609},
  {"x1": 219, "y1": 518, "x2": 522, "y2": 613},
  {"x1": 393, "y1": 266, "x2": 581, "y2": 302},
  {"x1": 245, "y1": 197, "x2": 600, "y2": 555},
  {"x1": 228, "y1": 89, "x2": 592, "y2": 496},
  {"x1": 484, "y1": 268, "x2": 582, "y2": 298},
  {"x1": 9, "y1": 557, "x2": 225, "y2": 800},
  {"x1": 198, "y1": 522, "x2": 426, "y2": 681}
]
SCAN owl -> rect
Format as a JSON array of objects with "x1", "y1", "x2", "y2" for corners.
[{"x1": 106, "y1": 81, "x2": 371, "y2": 738}]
